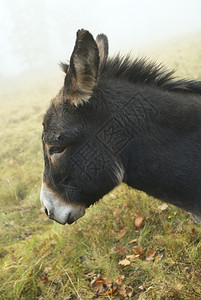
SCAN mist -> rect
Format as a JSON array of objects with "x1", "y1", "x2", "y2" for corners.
[{"x1": 0, "y1": 0, "x2": 201, "y2": 79}]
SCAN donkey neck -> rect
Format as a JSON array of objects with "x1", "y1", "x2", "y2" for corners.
[{"x1": 111, "y1": 82, "x2": 201, "y2": 214}]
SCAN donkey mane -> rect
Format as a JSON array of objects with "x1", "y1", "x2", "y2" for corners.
[{"x1": 61, "y1": 54, "x2": 201, "y2": 95}]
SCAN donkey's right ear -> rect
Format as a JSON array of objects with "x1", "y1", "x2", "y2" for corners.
[
  {"x1": 96, "y1": 34, "x2": 109, "y2": 72},
  {"x1": 63, "y1": 29, "x2": 100, "y2": 106}
]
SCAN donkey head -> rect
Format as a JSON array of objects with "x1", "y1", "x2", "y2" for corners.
[{"x1": 41, "y1": 30, "x2": 124, "y2": 224}]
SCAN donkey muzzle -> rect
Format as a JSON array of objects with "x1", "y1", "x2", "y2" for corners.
[{"x1": 40, "y1": 182, "x2": 85, "y2": 224}]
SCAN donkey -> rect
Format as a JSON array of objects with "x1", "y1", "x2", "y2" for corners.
[{"x1": 40, "y1": 29, "x2": 201, "y2": 225}]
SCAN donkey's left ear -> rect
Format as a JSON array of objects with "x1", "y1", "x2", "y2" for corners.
[
  {"x1": 96, "y1": 34, "x2": 109, "y2": 72},
  {"x1": 64, "y1": 29, "x2": 99, "y2": 106}
]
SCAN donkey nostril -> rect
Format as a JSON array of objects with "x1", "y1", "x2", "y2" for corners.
[{"x1": 44, "y1": 208, "x2": 48, "y2": 216}]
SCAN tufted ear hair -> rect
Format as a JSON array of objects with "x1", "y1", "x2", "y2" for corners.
[
  {"x1": 63, "y1": 29, "x2": 100, "y2": 106},
  {"x1": 96, "y1": 34, "x2": 109, "y2": 73}
]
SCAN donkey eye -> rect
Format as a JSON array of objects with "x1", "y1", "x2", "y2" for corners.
[{"x1": 49, "y1": 146, "x2": 66, "y2": 155}]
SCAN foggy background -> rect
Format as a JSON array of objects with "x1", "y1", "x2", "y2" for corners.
[{"x1": 0, "y1": 0, "x2": 201, "y2": 80}]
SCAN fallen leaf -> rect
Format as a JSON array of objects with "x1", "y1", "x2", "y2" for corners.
[
  {"x1": 133, "y1": 246, "x2": 144, "y2": 258},
  {"x1": 157, "y1": 203, "x2": 168, "y2": 212},
  {"x1": 155, "y1": 250, "x2": 164, "y2": 262},
  {"x1": 126, "y1": 254, "x2": 137, "y2": 261},
  {"x1": 91, "y1": 275, "x2": 116, "y2": 296},
  {"x1": 114, "y1": 245, "x2": 126, "y2": 256},
  {"x1": 118, "y1": 258, "x2": 131, "y2": 266},
  {"x1": 118, "y1": 284, "x2": 133, "y2": 298},
  {"x1": 128, "y1": 238, "x2": 137, "y2": 244},
  {"x1": 85, "y1": 271, "x2": 96, "y2": 279},
  {"x1": 117, "y1": 226, "x2": 127, "y2": 239},
  {"x1": 116, "y1": 275, "x2": 125, "y2": 285},
  {"x1": 100, "y1": 287, "x2": 117, "y2": 296},
  {"x1": 40, "y1": 275, "x2": 49, "y2": 285},
  {"x1": 90, "y1": 274, "x2": 132, "y2": 298},
  {"x1": 134, "y1": 214, "x2": 143, "y2": 228},
  {"x1": 145, "y1": 249, "x2": 156, "y2": 261},
  {"x1": 91, "y1": 275, "x2": 105, "y2": 295}
]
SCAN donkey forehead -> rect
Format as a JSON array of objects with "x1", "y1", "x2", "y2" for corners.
[
  {"x1": 43, "y1": 100, "x2": 73, "y2": 129},
  {"x1": 42, "y1": 106, "x2": 84, "y2": 144}
]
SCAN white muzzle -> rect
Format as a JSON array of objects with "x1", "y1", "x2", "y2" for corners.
[{"x1": 40, "y1": 182, "x2": 85, "y2": 224}]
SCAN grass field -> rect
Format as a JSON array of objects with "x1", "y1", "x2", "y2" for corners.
[{"x1": 0, "y1": 33, "x2": 201, "y2": 299}]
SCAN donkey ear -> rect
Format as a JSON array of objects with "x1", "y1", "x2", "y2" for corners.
[
  {"x1": 96, "y1": 34, "x2": 109, "y2": 72},
  {"x1": 64, "y1": 29, "x2": 99, "y2": 106}
]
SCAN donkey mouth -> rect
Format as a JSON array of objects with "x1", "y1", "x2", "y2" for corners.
[{"x1": 66, "y1": 212, "x2": 75, "y2": 224}]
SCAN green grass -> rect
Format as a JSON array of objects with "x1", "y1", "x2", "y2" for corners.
[{"x1": 0, "y1": 33, "x2": 201, "y2": 299}]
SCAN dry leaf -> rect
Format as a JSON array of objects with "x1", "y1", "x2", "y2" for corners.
[
  {"x1": 115, "y1": 245, "x2": 126, "y2": 256},
  {"x1": 133, "y1": 246, "x2": 144, "y2": 258},
  {"x1": 118, "y1": 258, "x2": 131, "y2": 266},
  {"x1": 155, "y1": 250, "x2": 164, "y2": 262},
  {"x1": 40, "y1": 275, "x2": 49, "y2": 285},
  {"x1": 126, "y1": 254, "x2": 137, "y2": 261},
  {"x1": 117, "y1": 226, "x2": 127, "y2": 239},
  {"x1": 85, "y1": 271, "x2": 96, "y2": 279},
  {"x1": 118, "y1": 284, "x2": 133, "y2": 298},
  {"x1": 91, "y1": 274, "x2": 132, "y2": 298},
  {"x1": 116, "y1": 275, "x2": 125, "y2": 285},
  {"x1": 128, "y1": 238, "x2": 137, "y2": 244},
  {"x1": 91, "y1": 275, "x2": 106, "y2": 295},
  {"x1": 135, "y1": 214, "x2": 143, "y2": 228},
  {"x1": 157, "y1": 203, "x2": 168, "y2": 212},
  {"x1": 91, "y1": 275, "x2": 117, "y2": 296},
  {"x1": 145, "y1": 249, "x2": 156, "y2": 261}
]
